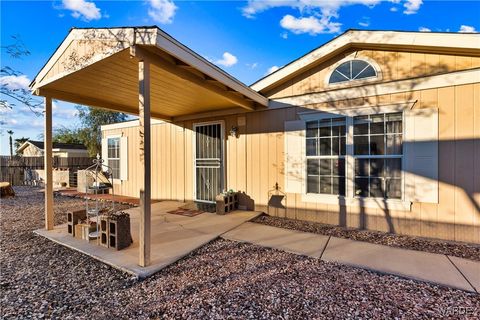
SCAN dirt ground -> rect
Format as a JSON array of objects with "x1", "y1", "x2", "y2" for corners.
[{"x1": 1, "y1": 187, "x2": 479, "y2": 319}]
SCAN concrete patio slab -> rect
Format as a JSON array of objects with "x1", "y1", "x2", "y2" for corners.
[
  {"x1": 222, "y1": 222, "x2": 330, "y2": 258},
  {"x1": 35, "y1": 201, "x2": 261, "y2": 278},
  {"x1": 321, "y1": 237, "x2": 476, "y2": 292},
  {"x1": 448, "y1": 256, "x2": 480, "y2": 293}
]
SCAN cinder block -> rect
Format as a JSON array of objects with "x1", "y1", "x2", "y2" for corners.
[
  {"x1": 216, "y1": 192, "x2": 240, "y2": 215},
  {"x1": 67, "y1": 209, "x2": 86, "y2": 237},
  {"x1": 107, "y1": 212, "x2": 132, "y2": 250},
  {"x1": 99, "y1": 215, "x2": 109, "y2": 247}
]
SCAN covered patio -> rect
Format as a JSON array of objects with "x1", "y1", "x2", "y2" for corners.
[
  {"x1": 30, "y1": 27, "x2": 268, "y2": 270},
  {"x1": 34, "y1": 201, "x2": 260, "y2": 278}
]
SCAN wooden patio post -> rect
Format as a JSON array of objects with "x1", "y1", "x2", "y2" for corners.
[
  {"x1": 138, "y1": 59, "x2": 151, "y2": 267},
  {"x1": 44, "y1": 96, "x2": 54, "y2": 230}
]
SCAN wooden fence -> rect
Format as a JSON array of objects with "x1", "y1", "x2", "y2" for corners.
[{"x1": 0, "y1": 156, "x2": 94, "y2": 186}]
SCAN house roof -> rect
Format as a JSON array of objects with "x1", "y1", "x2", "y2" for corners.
[
  {"x1": 30, "y1": 26, "x2": 268, "y2": 121},
  {"x1": 251, "y1": 29, "x2": 480, "y2": 93},
  {"x1": 17, "y1": 140, "x2": 87, "y2": 153}
]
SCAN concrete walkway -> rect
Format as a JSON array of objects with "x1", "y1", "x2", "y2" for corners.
[{"x1": 222, "y1": 222, "x2": 480, "y2": 293}]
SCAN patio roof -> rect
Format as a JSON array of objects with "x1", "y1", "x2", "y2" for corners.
[{"x1": 30, "y1": 27, "x2": 269, "y2": 121}]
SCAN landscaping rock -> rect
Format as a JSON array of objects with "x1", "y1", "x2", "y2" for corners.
[{"x1": 1, "y1": 187, "x2": 479, "y2": 319}]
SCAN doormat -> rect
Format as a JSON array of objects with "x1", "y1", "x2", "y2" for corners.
[{"x1": 167, "y1": 208, "x2": 204, "y2": 217}]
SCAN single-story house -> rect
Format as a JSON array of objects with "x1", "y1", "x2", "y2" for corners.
[
  {"x1": 30, "y1": 27, "x2": 479, "y2": 266},
  {"x1": 17, "y1": 140, "x2": 89, "y2": 158}
]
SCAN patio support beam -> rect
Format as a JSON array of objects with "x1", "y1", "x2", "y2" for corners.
[
  {"x1": 130, "y1": 46, "x2": 255, "y2": 111},
  {"x1": 36, "y1": 88, "x2": 172, "y2": 122},
  {"x1": 44, "y1": 96, "x2": 54, "y2": 230},
  {"x1": 138, "y1": 58, "x2": 151, "y2": 267}
]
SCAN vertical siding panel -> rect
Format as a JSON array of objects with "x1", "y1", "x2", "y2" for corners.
[
  {"x1": 404, "y1": 90, "x2": 422, "y2": 236},
  {"x1": 410, "y1": 53, "x2": 426, "y2": 77},
  {"x1": 472, "y1": 57, "x2": 480, "y2": 69},
  {"x1": 419, "y1": 89, "x2": 439, "y2": 239},
  {"x1": 275, "y1": 110, "x2": 286, "y2": 218},
  {"x1": 259, "y1": 113, "x2": 269, "y2": 211},
  {"x1": 246, "y1": 114, "x2": 253, "y2": 199},
  {"x1": 251, "y1": 113, "x2": 262, "y2": 210},
  {"x1": 425, "y1": 54, "x2": 440, "y2": 75},
  {"x1": 151, "y1": 125, "x2": 158, "y2": 199},
  {"x1": 267, "y1": 111, "x2": 278, "y2": 215},
  {"x1": 455, "y1": 56, "x2": 472, "y2": 71},
  {"x1": 473, "y1": 83, "x2": 480, "y2": 243},
  {"x1": 438, "y1": 54, "x2": 456, "y2": 74},
  {"x1": 178, "y1": 123, "x2": 184, "y2": 201},
  {"x1": 437, "y1": 86, "x2": 456, "y2": 240},
  {"x1": 383, "y1": 51, "x2": 397, "y2": 81},
  {"x1": 229, "y1": 116, "x2": 238, "y2": 191},
  {"x1": 237, "y1": 116, "x2": 247, "y2": 193},
  {"x1": 184, "y1": 122, "x2": 193, "y2": 201},
  {"x1": 397, "y1": 52, "x2": 410, "y2": 79},
  {"x1": 454, "y1": 84, "x2": 476, "y2": 242}
]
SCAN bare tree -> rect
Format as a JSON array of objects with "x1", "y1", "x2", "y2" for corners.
[{"x1": 1, "y1": 35, "x2": 43, "y2": 116}]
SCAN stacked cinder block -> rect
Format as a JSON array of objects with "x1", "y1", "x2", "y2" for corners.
[
  {"x1": 215, "y1": 192, "x2": 239, "y2": 215},
  {"x1": 98, "y1": 212, "x2": 132, "y2": 250},
  {"x1": 108, "y1": 212, "x2": 132, "y2": 250},
  {"x1": 67, "y1": 209, "x2": 86, "y2": 237}
]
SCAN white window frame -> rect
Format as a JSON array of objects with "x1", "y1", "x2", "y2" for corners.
[
  {"x1": 106, "y1": 135, "x2": 121, "y2": 182},
  {"x1": 300, "y1": 104, "x2": 411, "y2": 211},
  {"x1": 325, "y1": 56, "x2": 383, "y2": 89},
  {"x1": 305, "y1": 116, "x2": 347, "y2": 197}
]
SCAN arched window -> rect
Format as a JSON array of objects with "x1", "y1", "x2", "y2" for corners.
[{"x1": 329, "y1": 59, "x2": 377, "y2": 84}]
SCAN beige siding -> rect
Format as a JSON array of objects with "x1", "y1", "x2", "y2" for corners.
[
  {"x1": 103, "y1": 43, "x2": 480, "y2": 245},
  {"x1": 266, "y1": 49, "x2": 480, "y2": 99}
]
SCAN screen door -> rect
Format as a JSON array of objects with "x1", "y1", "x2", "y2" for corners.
[{"x1": 194, "y1": 122, "x2": 224, "y2": 203}]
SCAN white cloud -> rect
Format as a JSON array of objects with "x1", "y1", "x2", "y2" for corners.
[
  {"x1": 246, "y1": 62, "x2": 258, "y2": 69},
  {"x1": 0, "y1": 74, "x2": 31, "y2": 91},
  {"x1": 265, "y1": 65, "x2": 280, "y2": 76},
  {"x1": 459, "y1": 25, "x2": 477, "y2": 33},
  {"x1": 62, "y1": 0, "x2": 101, "y2": 21},
  {"x1": 390, "y1": 7, "x2": 398, "y2": 12},
  {"x1": 280, "y1": 14, "x2": 341, "y2": 35},
  {"x1": 52, "y1": 101, "x2": 79, "y2": 119},
  {"x1": 403, "y1": 0, "x2": 422, "y2": 15},
  {"x1": 418, "y1": 27, "x2": 431, "y2": 32},
  {"x1": 148, "y1": 0, "x2": 177, "y2": 24},
  {"x1": 280, "y1": 32, "x2": 288, "y2": 39},
  {"x1": 242, "y1": 0, "x2": 381, "y2": 35},
  {"x1": 215, "y1": 52, "x2": 238, "y2": 67},
  {"x1": 358, "y1": 17, "x2": 370, "y2": 27}
]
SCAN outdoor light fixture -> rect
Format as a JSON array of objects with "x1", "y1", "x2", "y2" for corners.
[{"x1": 230, "y1": 126, "x2": 238, "y2": 137}]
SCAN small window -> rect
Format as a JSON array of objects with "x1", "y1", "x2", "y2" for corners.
[
  {"x1": 107, "y1": 137, "x2": 120, "y2": 179},
  {"x1": 329, "y1": 60, "x2": 377, "y2": 84},
  {"x1": 306, "y1": 117, "x2": 346, "y2": 196}
]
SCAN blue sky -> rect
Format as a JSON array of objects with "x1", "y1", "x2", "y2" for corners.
[{"x1": 1, "y1": 0, "x2": 479, "y2": 155}]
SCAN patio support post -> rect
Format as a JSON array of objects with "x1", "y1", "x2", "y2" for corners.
[
  {"x1": 138, "y1": 59, "x2": 151, "y2": 267},
  {"x1": 44, "y1": 96, "x2": 54, "y2": 230}
]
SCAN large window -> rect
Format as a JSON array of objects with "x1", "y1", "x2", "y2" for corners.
[
  {"x1": 305, "y1": 112, "x2": 403, "y2": 200},
  {"x1": 353, "y1": 113, "x2": 403, "y2": 199},
  {"x1": 329, "y1": 60, "x2": 377, "y2": 84},
  {"x1": 107, "y1": 137, "x2": 120, "y2": 179},
  {"x1": 306, "y1": 117, "x2": 346, "y2": 195}
]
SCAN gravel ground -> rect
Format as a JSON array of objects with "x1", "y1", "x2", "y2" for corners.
[
  {"x1": 1, "y1": 187, "x2": 479, "y2": 319},
  {"x1": 253, "y1": 215, "x2": 480, "y2": 261}
]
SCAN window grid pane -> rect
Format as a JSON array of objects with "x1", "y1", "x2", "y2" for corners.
[
  {"x1": 306, "y1": 117, "x2": 346, "y2": 196},
  {"x1": 107, "y1": 138, "x2": 121, "y2": 179},
  {"x1": 329, "y1": 59, "x2": 377, "y2": 84},
  {"x1": 352, "y1": 112, "x2": 403, "y2": 199}
]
